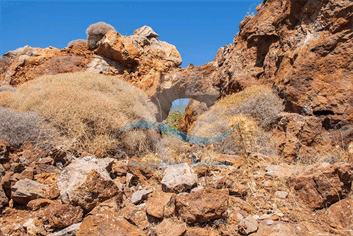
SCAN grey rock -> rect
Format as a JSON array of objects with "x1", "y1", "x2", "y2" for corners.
[
  {"x1": 47, "y1": 223, "x2": 82, "y2": 236},
  {"x1": 11, "y1": 179, "x2": 54, "y2": 205},
  {"x1": 0, "y1": 185, "x2": 8, "y2": 209},
  {"x1": 133, "y1": 26, "x2": 159, "y2": 38},
  {"x1": 57, "y1": 156, "x2": 114, "y2": 204},
  {"x1": 131, "y1": 189, "x2": 153, "y2": 204},
  {"x1": 238, "y1": 216, "x2": 259, "y2": 235},
  {"x1": 274, "y1": 191, "x2": 288, "y2": 199},
  {"x1": 161, "y1": 163, "x2": 198, "y2": 193}
]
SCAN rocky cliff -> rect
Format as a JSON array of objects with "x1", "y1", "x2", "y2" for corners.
[{"x1": 1, "y1": 0, "x2": 353, "y2": 235}]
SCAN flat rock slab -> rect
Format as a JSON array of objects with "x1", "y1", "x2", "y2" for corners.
[{"x1": 131, "y1": 189, "x2": 153, "y2": 204}]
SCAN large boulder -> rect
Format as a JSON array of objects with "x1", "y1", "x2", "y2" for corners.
[
  {"x1": 57, "y1": 156, "x2": 121, "y2": 212},
  {"x1": 146, "y1": 190, "x2": 176, "y2": 218},
  {"x1": 287, "y1": 162, "x2": 353, "y2": 209},
  {"x1": 327, "y1": 198, "x2": 353, "y2": 230}
]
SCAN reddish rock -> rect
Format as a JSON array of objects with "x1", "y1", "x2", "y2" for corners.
[
  {"x1": 178, "y1": 99, "x2": 209, "y2": 133},
  {"x1": 69, "y1": 169, "x2": 122, "y2": 213},
  {"x1": 328, "y1": 198, "x2": 353, "y2": 230},
  {"x1": 238, "y1": 216, "x2": 259, "y2": 235},
  {"x1": 176, "y1": 188, "x2": 228, "y2": 224},
  {"x1": 27, "y1": 199, "x2": 57, "y2": 211},
  {"x1": 146, "y1": 190, "x2": 175, "y2": 218},
  {"x1": 121, "y1": 204, "x2": 149, "y2": 230},
  {"x1": 76, "y1": 211, "x2": 146, "y2": 236},
  {"x1": 0, "y1": 185, "x2": 8, "y2": 209},
  {"x1": 253, "y1": 222, "x2": 330, "y2": 236},
  {"x1": 186, "y1": 227, "x2": 220, "y2": 236},
  {"x1": 210, "y1": 176, "x2": 247, "y2": 198},
  {"x1": 287, "y1": 162, "x2": 353, "y2": 209},
  {"x1": 36, "y1": 202, "x2": 83, "y2": 229},
  {"x1": 0, "y1": 139, "x2": 11, "y2": 160},
  {"x1": 152, "y1": 218, "x2": 186, "y2": 236}
]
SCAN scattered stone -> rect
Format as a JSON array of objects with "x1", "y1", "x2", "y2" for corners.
[
  {"x1": 11, "y1": 179, "x2": 59, "y2": 205},
  {"x1": 47, "y1": 223, "x2": 82, "y2": 236},
  {"x1": 146, "y1": 190, "x2": 175, "y2": 218},
  {"x1": 328, "y1": 198, "x2": 353, "y2": 230},
  {"x1": 57, "y1": 156, "x2": 115, "y2": 205},
  {"x1": 265, "y1": 164, "x2": 304, "y2": 178},
  {"x1": 176, "y1": 188, "x2": 228, "y2": 224},
  {"x1": 126, "y1": 172, "x2": 137, "y2": 187},
  {"x1": 152, "y1": 218, "x2": 186, "y2": 236},
  {"x1": 131, "y1": 189, "x2": 153, "y2": 204},
  {"x1": 161, "y1": 162, "x2": 198, "y2": 193},
  {"x1": 122, "y1": 204, "x2": 149, "y2": 230},
  {"x1": 76, "y1": 211, "x2": 145, "y2": 236},
  {"x1": 27, "y1": 199, "x2": 57, "y2": 210},
  {"x1": 287, "y1": 162, "x2": 353, "y2": 209},
  {"x1": 238, "y1": 216, "x2": 259, "y2": 235},
  {"x1": 187, "y1": 227, "x2": 220, "y2": 236},
  {"x1": 0, "y1": 185, "x2": 8, "y2": 209},
  {"x1": 68, "y1": 169, "x2": 122, "y2": 213},
  {"x1": 274, "y1": 191, "x2": 288, "y2": 199}
]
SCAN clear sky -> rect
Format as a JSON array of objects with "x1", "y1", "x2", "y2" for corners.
[{"x1": 0, "y1": 0, "x2": 262, "y2": 67}]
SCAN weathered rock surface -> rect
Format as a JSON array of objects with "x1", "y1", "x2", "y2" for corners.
[
  {"x1": 57, "y1": 156, "x2": 114, "y2": 204},
  {"x1": 186, "y1": 227, "x2": 220, "y2": 236},
  {"x1": 0, "y1": 185, "x2": 8, "y2": 209},
  {"x1": 176, "y1": 188, "x2": 228, "y2": 224},
  {"x1": 11, "y1": 179, "x2": 59, "y2": 205},
  {"x1": 146, "y1": 190, "x2": 175, "y2": 218},
  {"x1": 287, "y1": 162, "x2": 353, "y2": 209},
  {"x1": 47, "y1": 223, "x2": 82, "y2": 236},
  {"x1": 121, "y1": 204, "x2": 149, "y2": 230},
  {"x1": 134, "y1": 25, "x2": 159, "y2": 38},
  {"x1": 161, "y1": 162, "x2": 198, "y2": 193},
  {"x1": 328, "y1": 198, "x2": 353, "y2": 230},
  {"x1": 76, "y1": 211, "x2": 146, "y2": 236},
  {"x1": 152, "y1": 218, "x2": 186, "y2": 236},
  {"x1": 238, "y1": 216, "x2": 259, "y2": 235}
]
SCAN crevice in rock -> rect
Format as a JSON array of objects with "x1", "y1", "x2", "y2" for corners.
[{"x1": 314, "y1": 110, "x2": 334, "y2": 117}]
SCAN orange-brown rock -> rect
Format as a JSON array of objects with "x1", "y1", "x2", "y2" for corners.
[
  {"x1": 186, "y1": 227, "x2": 220, "y2": 236},
  {"x1": 176, "y1": 188, "x2": 229, "y2": 224},
  {"x1": 121, "y1": 204, "x2": 149, "y2": 230},
  {"x1": 287, "y1": 162, "x2": 353, "y2": 209},
  {"x1": 178, "y1": 99, "x2": 209, "y2": 133},
  {"x1": 68, "y1": 169, "x2": 122, "y2": 213},
  {"x1": 76, "y1": 211, "x2": 146, "y2": 236},
  {"x1": 0, "y1": 185, "x2": 8, "y2": 209},
  {"x1": 328, "y1": 198, "x2": 353, "y2": 230},
  {"x1": 152, "y1": 218, "x2": 186, "y2": 236},
  {"x1": 145, "y1": 190, "x2": 175, "y2": 218},
  {"x1": 253, "y1": 222, "x2": 330, "y2": 236}
]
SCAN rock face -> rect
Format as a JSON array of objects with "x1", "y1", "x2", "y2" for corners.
[
  {"x1": 176, "y1": 188, "x2": 228, "y2": 224},
  {"x1": 11, "y1": 179, "x2": 59, "y2": 205},
  {"x1": 161, "y1": 163, "x2": 198, "y2": 193},
  {"x1": 328, "y1": 198, "x2": 353, "y2": 230},
  {"x1": 152, "y1": 218, "x2": 186, "y2": 236},
  {"x1": 287, "y1": 162, "x2": 353, "y2": 209},
  {"x1": 238, "y1": 216, "x2": 259, "y2": 235}
]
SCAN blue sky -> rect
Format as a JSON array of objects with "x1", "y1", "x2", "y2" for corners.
[{"x1": 0, "y1": 0, "x2": 262, "y2": 67}]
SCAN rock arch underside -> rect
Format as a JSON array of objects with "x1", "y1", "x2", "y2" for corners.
[{"x1": 2, "y1": 0, "x2": 353, "y2": 235}]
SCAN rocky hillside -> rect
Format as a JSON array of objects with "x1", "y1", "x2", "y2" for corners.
[{"x1": 0, "y1": 0, "x2": 353, "y2": 235}]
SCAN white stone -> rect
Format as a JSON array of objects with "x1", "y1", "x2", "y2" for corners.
[{"x1": 161, "y1": 163, "x2": 198, "y2": 193}]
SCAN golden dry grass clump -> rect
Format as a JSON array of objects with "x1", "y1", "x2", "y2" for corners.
[
  {"x1": 0, "y1": 72, "x2": 158, "y2": 157},
  {"x1": 191, "y1": 85, "x2": 282, "y2": 156}
]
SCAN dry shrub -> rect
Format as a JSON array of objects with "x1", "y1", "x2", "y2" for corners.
[
  {"x1": 217, "y1": 85, "x2": 283, "y2": 130},
  {"x1": 67, "y1": 39, "x2": 87, "y2": 48},
  {"x1": 190, "y1": 86, "x2": 280, "y2": 156},
  {"x1": 0, "y1": 72, "x2": 157, "y2": 157},
  {"x1": 0, "y1": 107, "x2": 55, "y2": 148},
  {"x1": 86, "y1": 22, "x2": 115, "y2": 50},
  {"x1": 0, "y1": 86, "x2": 16, "y2": 93}
]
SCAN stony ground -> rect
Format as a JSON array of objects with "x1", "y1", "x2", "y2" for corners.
[{"x1": 1, "y1": 139, "x2": 353, "y2": 235}]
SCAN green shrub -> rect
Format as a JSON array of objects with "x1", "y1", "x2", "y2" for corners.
[
  {"x1": 165, "y1": 111, "x2": 184, "y2": 129},
  {"x1": 86, "y1": 22, "x2": 115, "y2": 50}
]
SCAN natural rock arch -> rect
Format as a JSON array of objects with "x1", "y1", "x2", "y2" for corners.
[{"x1": 150, "y1": 63, "x2": 220, "y2": 122}]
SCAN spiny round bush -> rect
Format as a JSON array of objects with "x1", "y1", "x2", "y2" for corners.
[
  {"x1": 190, "y1": 86, "x2": 281, "y2": 156},
  {"x1": 67, "y1": 39, "x2": 87, "y2": 48},
  {"x1": 216, "y1": 85, "x2": 283, "y2": 130},
  {"x1": 0, "y1": 107, "x2": 55, "y2": 148},
  {"x1": 0, "y1": 72, "x2": 158, "y2": 158},
  {"x1": 86, "y1": 22, "x2": 115, "y2": 50}
]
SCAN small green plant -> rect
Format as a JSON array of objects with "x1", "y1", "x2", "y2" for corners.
[{"x1": 165, "y1": 111, "x2": 184, "y2": 130}]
